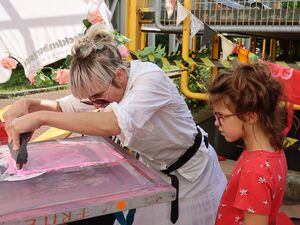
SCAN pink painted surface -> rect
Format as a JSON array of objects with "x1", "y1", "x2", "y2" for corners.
[
  {"x1": 6, "y1": 140, "x2": 124, "y2": 175},
  {"x1": 0, "y1": 136, "x2": 176, "y2": 224}
]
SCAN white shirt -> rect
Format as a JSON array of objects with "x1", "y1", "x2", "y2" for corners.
[{"x1": 58, "y1": 60, "x2": 209, "y2": 182}]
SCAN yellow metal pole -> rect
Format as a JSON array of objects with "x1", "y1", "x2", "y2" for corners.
[
  {"x1": 181, "y1": 0, "x2": 208, "y2": 101},
  {"x1": 238, "y1": 38, "x2": 242, "y2": 46},
  {"x1": 250, "y1": 36, "x2": 257, "y2": 53},
  {"x1": 191, "y1": 36, "x2": 197, "y2": 71},
  {"x1": 192, "y1": 36, "x2": 197, "y2": 54},
  {"x1": 211, "y1": 35, "x2": 220, "y2": 80},
  {"x1": 140, "y1": 32, "x2": 146, "y2": 49},
  {"x1": 262, "y1": 38, "x2": 267, "y2": 59},
  {"x1": 126, "y1": 0, "x2": 146, "y2": 51},
  {"x1": 140, "y1": 0, "x2": 148, "y2": 50},
  {"x1": 275, "y1": 0, "x2": 281, "y2": 9},
  {"x1": 191, "y1": 0, "x2": 199, "y2": 56},
  {"x1": 269, "y1": 39, "x2": 277, "y2": 62}
]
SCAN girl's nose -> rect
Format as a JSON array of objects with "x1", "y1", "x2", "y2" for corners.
[{"x1": 214, "y1": 119, "x2": 219, "y2": 127}]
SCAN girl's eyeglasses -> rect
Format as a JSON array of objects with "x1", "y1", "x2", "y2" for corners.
[
  {"x1": 214, "y1": 112, "x2": 243, "y2": 126},
  {"x1": 80, "y1": 80, "x2": 112, "y2": 106}
]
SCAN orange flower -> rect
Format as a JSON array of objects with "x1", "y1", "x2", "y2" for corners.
[
  {"x1": 88, "y1": 10, "x2": 104, "y2": 24},
  {"x1": 117, "y1": 45, "x2": 130, "y2": 59},
  {"x1": 1, "y1": 57, "x2": 18, "y2": 69},
  {"x1": 55, "y1": 69, "x2": 69, "y2": 84},
  {"x1": 28, "y1": 72, "x2": 36, "y2": 85}
]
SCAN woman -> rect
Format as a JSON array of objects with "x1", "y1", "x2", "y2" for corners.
[{"x1": 4, "y1": 24, "x2": 226, "y2": 225}]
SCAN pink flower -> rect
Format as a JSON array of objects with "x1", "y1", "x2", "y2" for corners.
[
  {"x1": 55, "y1": 69, "x2": 69, "y2": 84},
  {"x1": 88, "y1": 10, "x2": 104, "y2": 24},
  {"x1": 1, "y1": 57, "x2": 18, "y2": 69},
  {"x1": 28, "y1": 72, "x2": 36, "y2": 85},
  {"x1": 117, "y1": 45, "x2": 130, "y2": 59}
]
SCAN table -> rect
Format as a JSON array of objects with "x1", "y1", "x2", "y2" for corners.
[{"x1": 0, "y1": 136, "x2": 175, "y2": 225}]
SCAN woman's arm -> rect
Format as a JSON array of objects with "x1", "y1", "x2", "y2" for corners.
[
  {"x1": 3, "y1": 98, "x2": 62, "y2": 145},
  {"x1": 3, "y1": 98, "x2": 62, "y2": 121},
  {"x1": 9, "y1": 110, "x2": 120, "y2": 149},
  {"x1": 28, "y1": 99, "x2": 63, "y2": 113}
]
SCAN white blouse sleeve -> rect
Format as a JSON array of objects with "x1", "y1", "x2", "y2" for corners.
[
  {"x1": 110, "y1": 71, "x2": 172, "y2": 146},
  {"x1": 58, "y1": 95, "x2": 95, "y2": 112}
]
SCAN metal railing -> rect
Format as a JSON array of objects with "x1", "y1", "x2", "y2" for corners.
[{"x1": 154, "y1": 0, "x2": 300, "y2": 33}]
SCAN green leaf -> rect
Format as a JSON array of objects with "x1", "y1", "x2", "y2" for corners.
[
  {"x1": 113, "y1": 32, "x2": 131, "y2": 45},
  {"x1": 140, "y1": 56, "x2": 149, "y2": 62},
  {"x1": 154, "y1": 58, "x2": 163, "y2": 68},
  {"x1": 82, "y1": 19, "x2": 91, "y2": 29},
  {"x1": 138, "y1": 46, "x2": 155, "y2": 57},
  {"x1": 34, "y1": 72, "x2": 54, "y2": 87},
  {"x1": 155, "y1": 45, "x2": 166, "y2": 56},
  {"x1": 50, "y1": 71, "x2": 57, "y2": 80}
]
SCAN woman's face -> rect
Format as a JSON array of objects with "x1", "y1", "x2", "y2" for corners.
[
  {"x1": 82, "y1": 69, "x2": 128, "y2": 109},
  {"x1": 213, "y1": 100, "x2": 245, "y2": 142}
]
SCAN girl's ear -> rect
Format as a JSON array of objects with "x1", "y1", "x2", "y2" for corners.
[{"x1": 246, "y1": 112, "x2": 258, "y2": 124}]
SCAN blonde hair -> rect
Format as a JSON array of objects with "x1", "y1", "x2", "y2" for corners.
[{"x1": 69, "y1": 24, "x2": 129, "y2": 99}]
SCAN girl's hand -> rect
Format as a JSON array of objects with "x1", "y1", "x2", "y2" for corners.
[{"x1": 8, "y1": 112, "x2": 42, "y2": 150}]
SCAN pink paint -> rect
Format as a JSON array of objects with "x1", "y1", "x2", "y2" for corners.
[
  {"x1": 4, "y1": 140, "x2": 124, "y2": 176},
  {"x1": 0, "y1": 136, "x2": 175, "y2": 224}
]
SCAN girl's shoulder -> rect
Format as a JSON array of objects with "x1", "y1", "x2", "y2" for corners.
[{"x1": 237, "y1": 150, "x2": 286, "y2": 175}]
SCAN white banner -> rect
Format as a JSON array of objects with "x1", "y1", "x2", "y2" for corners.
[
  {"x1": 0, "y1": 48, "x2": 11, "y2": 83},
  {"x1": 190, "y1": 13, "x2": 204, "y2": 39},
  {"x1": 219, "y1": 34, "x2": 236, "y2": 61},
  {"x1": 0, "y1": 0, "x2": 113, "y2": 83},
  {"x1": 165, "y1": 0, "x2": 176, "y2": 19},
  {"x1": 93, "y1": 0, "x2": 113, "y2": 31},
  {"x1": 176, "y1": 1, "x2": 189, "y2": 26}
]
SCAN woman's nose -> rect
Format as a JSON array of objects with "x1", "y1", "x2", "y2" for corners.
[
  {"x1": 94, "y1": 104, "x2": 102, "y2": 109},
  {"x1": 94, "y1": 103, "x2": 109, "y2": 109}
]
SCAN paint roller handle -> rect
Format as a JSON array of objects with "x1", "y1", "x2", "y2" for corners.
[{"x1": 16, "y1": 132, "x2": 32, "y2": 169}]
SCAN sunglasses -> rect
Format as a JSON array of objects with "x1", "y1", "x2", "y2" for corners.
[
  {"x1": 214, "y1": 112, "x2": 243, "y2": 126},
  {"x1": 80, "y1": 80, "x2": 112, "y2": 106},
  {"x1": 80, "y1": 98, "x2": 110, "y2": 106}
]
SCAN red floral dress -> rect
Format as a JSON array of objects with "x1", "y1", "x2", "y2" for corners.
[{"x1": 215, "y1": 150, "x2": 287, "y2": 225}]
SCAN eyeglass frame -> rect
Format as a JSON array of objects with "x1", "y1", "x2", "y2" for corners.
[
  {"x1": 80, "y1": 80, "x2": 112, "y2": 106},
  {"x1": 214, "y1": 112, "x2": 243, "y2": 126}
]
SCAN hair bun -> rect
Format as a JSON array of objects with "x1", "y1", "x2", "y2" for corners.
[{"x1": 72, "y1": 24, "x2": 114, "y2": 59}]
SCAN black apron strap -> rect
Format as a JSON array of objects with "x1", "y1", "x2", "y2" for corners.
[
  {"x1": 168, "y1": 174, "x2": 179, "y2": 224},
  {"x1": 161, "y1": 127, "x2": 205, "y2": 174},
  {"x1": 161, "y1": 127, "x2": 209, "y2": 224}
]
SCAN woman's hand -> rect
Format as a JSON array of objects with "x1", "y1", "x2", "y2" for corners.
[
  {"x1": 3, "y1": 98, "x2": 29, "y2": 122},
  {"x1": 3, "y1": 99, "x2": 30, "y2": 143},
  {"x1": 7, "y1": 112, "x2": 42, "y2": 150}
]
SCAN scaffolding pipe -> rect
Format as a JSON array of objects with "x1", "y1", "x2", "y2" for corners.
[
  {"x1": 155, "y1": 0, "x2": 183, "y2": 32},
  {"x1": 181, "y1": 0, "x2": 208, "y2": 101},
  {"x1": 154, "y1": 0, "x2": 300, "y2": 33},
  {"x1": 211, "y1": 25, "x2": 300, "y2": 33}
]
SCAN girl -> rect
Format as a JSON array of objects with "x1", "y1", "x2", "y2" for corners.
[{"x1": 208, "y1": 63, "x2": 288, "y2": 225}]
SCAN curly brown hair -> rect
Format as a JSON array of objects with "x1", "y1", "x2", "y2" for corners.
[{"x1": 208, "y1": 62, "x2": 288, "y2": 150}]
